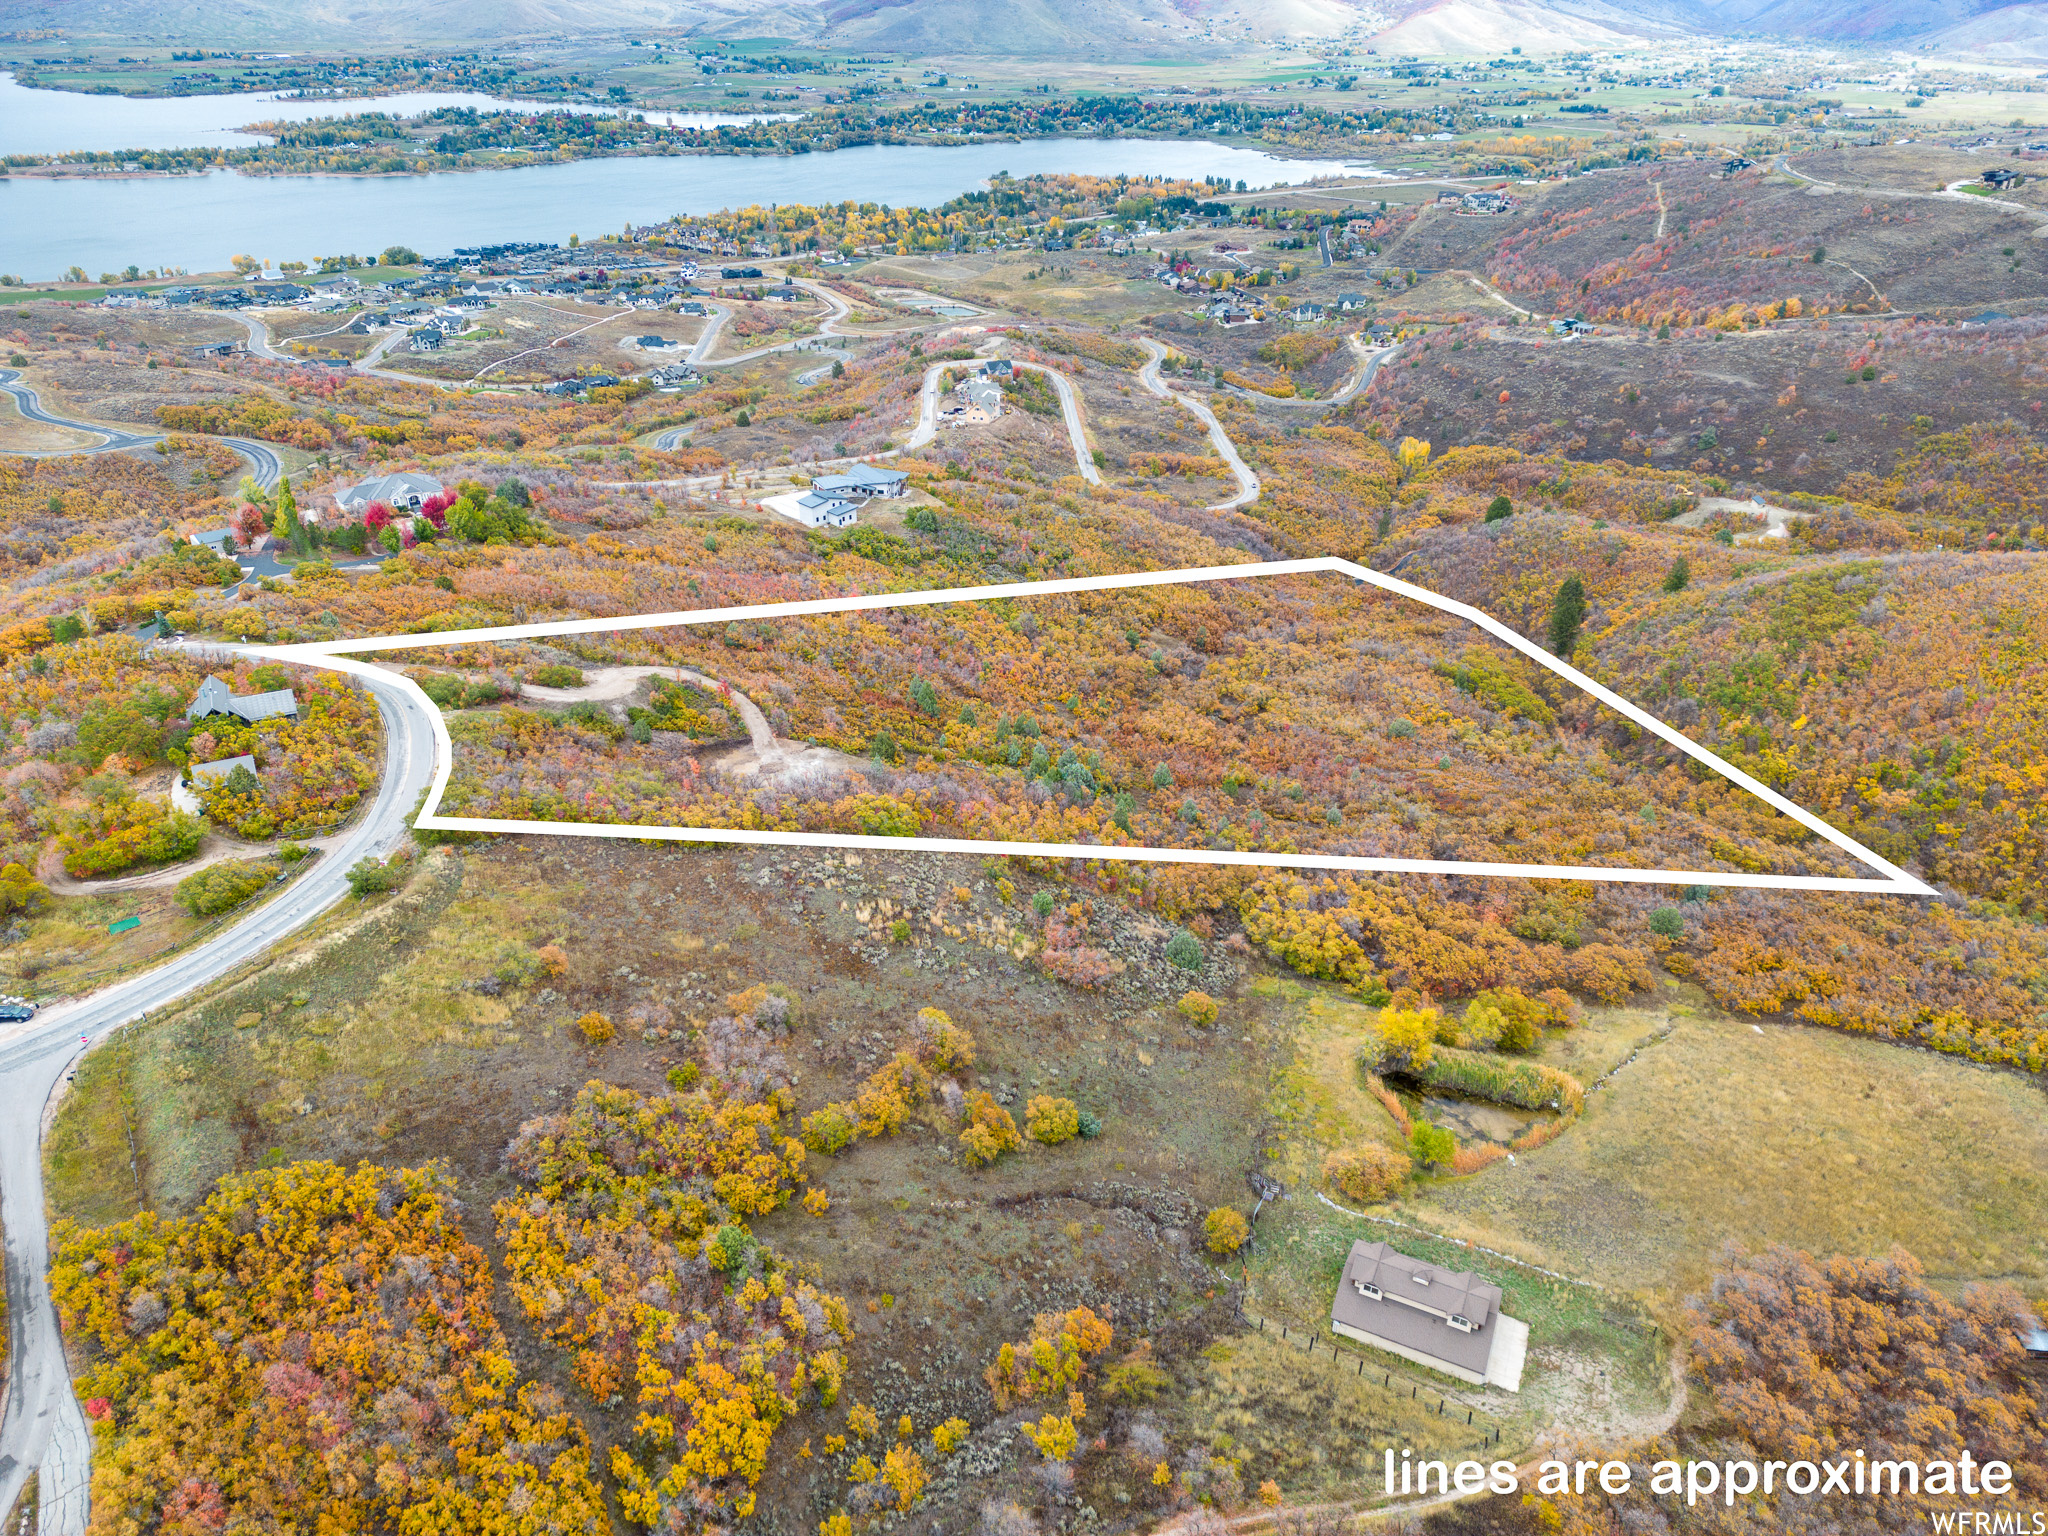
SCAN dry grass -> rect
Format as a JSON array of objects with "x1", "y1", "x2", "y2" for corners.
[
  {"x1": 1181, "y1": 1329, "x2": 1498, "y2": 1491},
  {"x1": 1, "y1": 883, "x2": 220, "y2": 1002},
  {"x1": 0, "y1": 389, "x2": 99, "y2": 453},
  {"x1": 1409, "y1": 989, "x2": 2048, "y2": 1299},
  {"x1": 891, "y1": 251, "x2": 1171, "y2": 327},
  {"x1": 399, "y1": 297, "x2": 697, "y2": 383},
  {"x1": 43, "y1": 849, "x2": 572, "y2": 1221},
  {"x1": 1257, "y1": 978, "x2": 1408, "y2": 1192}
]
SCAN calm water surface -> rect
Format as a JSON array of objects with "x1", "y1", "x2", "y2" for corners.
[
  {"x1": 0, "y1": 138, "x2": 1369, "y2": 279},
  {"x1": 0, "y1": 72, "x2": 776, "y2": 155}
]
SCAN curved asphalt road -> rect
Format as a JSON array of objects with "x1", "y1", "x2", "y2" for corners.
[
  {"x1": 1, "y1": 368, "x2": 282, "y2": 491},
  {"x1": 1135, "y1": 339, "x2": 1260, "y2": 512},
  {"x1": 906, "y1": 358, "x2": 1100, "y2": 485},
  {"x1": 0, "y1": 659, "x2": 439, "y2": 1532}
]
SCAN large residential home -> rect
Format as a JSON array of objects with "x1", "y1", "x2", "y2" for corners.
[
  {"x1": 809, "y1": 463, "x2": 909, "y2": 499},
  {"x1": 408, "y1": 330, "x2": 443, "y2": 352},
  {"x1": 771, "y1": 490, "x2": 860, "y2": 529},
  {"x1": 1329, "y1": 1241, "x2": 1526, "y2": 1391},
  {"x1": 335, "y1": 471, "x2": 444, "y2": 517},
  {"x1": 952, "y1": 377, "x2": 1004, "y2": 425},
  {"x1": 188, "y1": 674, "x2": 299, "y2": 724}
]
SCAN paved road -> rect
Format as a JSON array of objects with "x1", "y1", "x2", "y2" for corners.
[
  {"x1": 224, "y1": 309, "x2": 291, "y2": 362},
  {"x1": 0, "y1": 369, "x2": 282, "y2": 491},
  {"x1": 906, "y1": 359, "x2": 1100, "y2": 485},
  {"x1": 690, "y1": 280, "x2": 868, "y2": 369},
  {"x1": 1135, "y1": 339, "x2": 1260, "y2": 512},
  {"x1": 0, "y1": 369, "x2": 158, "y2": 453},
  {"x1": 0, "y1": 658, "x2": 439, "y2": 1533}
]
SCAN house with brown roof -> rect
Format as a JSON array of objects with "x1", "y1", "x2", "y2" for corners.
[{"x1": 1329, "y1": 1240, "x2": 1526, "y2": 1390}]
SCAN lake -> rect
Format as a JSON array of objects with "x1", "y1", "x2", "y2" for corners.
[
  {"x1": 0, "y1": 139, "x2": 1370, "y2": 281},
  {"x1": 0, "y1": 72, "x2": 774, "y2": 156}
]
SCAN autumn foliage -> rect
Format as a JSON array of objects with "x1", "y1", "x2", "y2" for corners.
[
  {"x1": 50, "y1": 1160, "x2": 609, "y2": 1534},
  {"x1": 495, "y1": 1079, "x2": 850, "y2": 1531},
  {"x1": 984, "y1": 1306, "x2": 1115, "y2": 1411}
]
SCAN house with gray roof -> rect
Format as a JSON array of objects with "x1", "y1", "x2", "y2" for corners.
[
  {"x1": 187, "y1": 675, "x2": 299, "y2": 724},
  {"x1": 1329, "y1": 1240, "x2": 1526, "y2": 1390},
  {"x1": 334, "y1": 471, "x2": 444, "y2": 516},
  {"x1": 810, "y1": 463, "x2": 909, "y2": 499},
  {"x1": 786, "y1": 490, "x2": 859, "y2": 528},
  {"x1": 189, "y1": 753, "x2": 259, "y2": 788}
]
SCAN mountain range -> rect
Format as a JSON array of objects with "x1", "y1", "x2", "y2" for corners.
[{"x1": 1, "y1": 0, "x2": 2040, "y2": 61}]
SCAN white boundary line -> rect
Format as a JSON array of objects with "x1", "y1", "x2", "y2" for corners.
[{"x1": 264, "y1": 557, "x2": 1932, "y2": 895}]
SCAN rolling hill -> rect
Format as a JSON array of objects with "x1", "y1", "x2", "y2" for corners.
[{"x1": 1, "y1": 0, "x2": 2035, "y2": 55}]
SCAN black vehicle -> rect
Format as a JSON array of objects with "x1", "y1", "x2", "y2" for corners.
[{"x1": 0, "y1": 1002, "x2": 37, "y2": 1023}]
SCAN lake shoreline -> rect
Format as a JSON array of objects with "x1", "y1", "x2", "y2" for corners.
[
  {"x1": 0, "y1": 130, "x2": 1371, "y2": 181},
  {"x1": 1, "y1": 139, "x2": 1367, "y2": 279}
]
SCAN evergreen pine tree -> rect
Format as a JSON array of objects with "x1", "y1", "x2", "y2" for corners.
[{"x1": 1548, "y1": 575, "x2": 1587, "y2": 655}]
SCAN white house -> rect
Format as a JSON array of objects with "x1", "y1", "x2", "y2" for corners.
[{"x1": 764, "y1": 489, "x2": 860, "y2": 529}]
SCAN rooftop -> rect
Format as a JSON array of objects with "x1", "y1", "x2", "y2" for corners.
[{"x1": 1329, "y1": 1240, "x2": 1524, "y2": 1389}]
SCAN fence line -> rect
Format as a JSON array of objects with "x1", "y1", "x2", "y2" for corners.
[{"x1": 1239, "y1": 1308, "x2": 1507, "y2": 1447}]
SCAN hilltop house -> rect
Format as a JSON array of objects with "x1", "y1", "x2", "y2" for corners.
[
  {"x1": 809, "y1": 463, "x2": 909, "y2": 499},
  {"x1": 950, "y1": 377, "x2": 1004, "y2": 426},
  {"x1": 1330, "y1": 1241, "x2": 1526, "y2": 1391},
  {"x1": 187, "y1": 675, "x2": 298, "y2": 725},
  {"x1": 764, "y1": 489, "x2": 860, "y2": 529},
  {"x1": 335, "y1": 471, "x2": 443, "y2": 517}
]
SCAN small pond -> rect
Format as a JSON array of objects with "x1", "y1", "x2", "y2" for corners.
[{"x1": 1399, "y1": 1087, "x2": 1559, "y2": 1147}]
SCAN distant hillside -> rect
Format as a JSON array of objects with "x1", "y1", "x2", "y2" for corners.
[
  {"x1": 1, "y1": 0, "x2": 2028, "y2": 50},
  {"x1": 1343, "y1": 0, "x2": 2026, "y2": 51},
  {"x1": 1927, "y1": 0, "x2": 2048, "y2": 58},
  {"x1": 1366, "y1": 0, "x2": 1688, "y2": 54},
  {"x1": 0, "y1": 0, "x2": 1378, "y2": 49}
]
